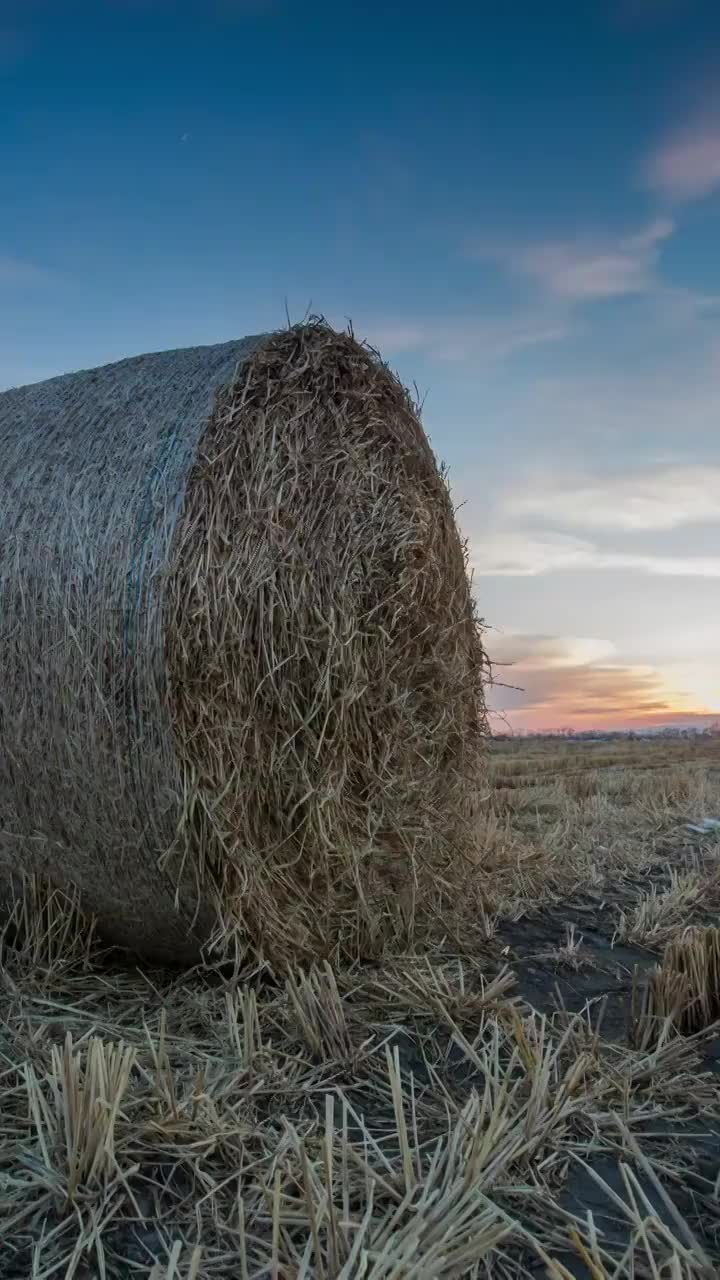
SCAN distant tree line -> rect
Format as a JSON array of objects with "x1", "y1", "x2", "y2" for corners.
[{"x1": 492, "y1": 723, "x2": 720, "y2": 741}]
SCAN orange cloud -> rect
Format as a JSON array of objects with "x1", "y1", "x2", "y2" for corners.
[{"x1": 486, "y1": 632, "x2": 712, "y2": 732}]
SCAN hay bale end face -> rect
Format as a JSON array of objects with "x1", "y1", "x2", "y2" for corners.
[{"x1": 0, "y1": 323, "x2": 486, "y2": 964}]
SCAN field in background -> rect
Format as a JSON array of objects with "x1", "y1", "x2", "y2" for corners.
[
  {"x1": 1, "y1": 736, "x2": 719, "y2": 1278},
  {"x1": 481, "y1": 734, "x2": 720, "y2": 913}
]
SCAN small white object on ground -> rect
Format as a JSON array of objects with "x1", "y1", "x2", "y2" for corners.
[{"x1": 686, "y1": 817, "x2": 720, "y2": 834}]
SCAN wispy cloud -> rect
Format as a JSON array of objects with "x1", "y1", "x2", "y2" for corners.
[
  {"x1": 365, "y1": 311, "x2": 570, "y2": 362},
  {"x1": 474, "y1": 530, "x2": 720, "y2": 578},
  {"x1": 475, "y1": 532, "x2": 595, "y2": 576},
  {"x1": 646, "y1": 119, "x2": 720, "y2": 202},
  {"x1": 0, "y1": 253, "x2": 55, "y2": 287},
  {"x1": 504, "y1": 465, "x2": 720, "y2": 532},
  {"x1": 373, "y1": 213, "x2": 715, "y2": 366},
  {"x1": 469, "y1": 218, "x2": 674, "y2": 301},
  {"x1": 500, "y1": 333, "x2": 720, "y2": 451},
  {"x1": 488, "y1": 632, "x2": 616, "y2": 670}
]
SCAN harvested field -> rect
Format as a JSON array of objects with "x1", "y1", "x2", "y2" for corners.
[{"x1": 2, "y1": 736, "x2": 719, "y2": 1277}]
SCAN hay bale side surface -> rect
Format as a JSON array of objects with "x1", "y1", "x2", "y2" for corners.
[{"x1": 0, "y1": 323, "x2": 486, "y2": 963}]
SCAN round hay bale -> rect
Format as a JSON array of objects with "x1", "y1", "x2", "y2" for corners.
[{"x1": 0, "y1": 322, "x2": 486, "y2": 964}]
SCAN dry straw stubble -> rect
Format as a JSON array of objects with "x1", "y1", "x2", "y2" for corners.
[{"x1": 0, "y1": 321, "x2": 487, "y2": 964}]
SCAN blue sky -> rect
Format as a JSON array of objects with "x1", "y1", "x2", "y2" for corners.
[{"x1": 2, "y1": 0, "x2": 719, "y2": 728}]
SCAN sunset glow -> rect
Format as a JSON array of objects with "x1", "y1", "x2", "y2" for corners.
[{"x1": 1, "y1": 3, "x2": 718, "y2": 735}]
